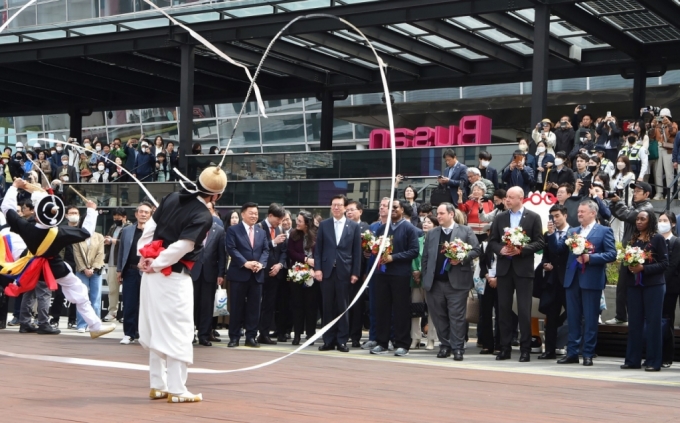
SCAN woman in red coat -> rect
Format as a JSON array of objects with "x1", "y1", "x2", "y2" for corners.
[{"x1": 457, "y1": 181, "x2": 495, "y2": 242}]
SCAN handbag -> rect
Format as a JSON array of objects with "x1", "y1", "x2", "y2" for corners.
[
  {"x1": 410, "y1": 302, "x2": 427, "y2": 318},
  {"x1": 213, "y1": 286, "x2": 229, "y2": 317},
  {"x1": 430, "y1": 184, "x2": 450, "y2": 207},
  {"x1": 466, "y1": 289, "x2": 480, "y2": 323},
  {"x1": 648, "y1": 139, "x2": 659, "y2": 160}
]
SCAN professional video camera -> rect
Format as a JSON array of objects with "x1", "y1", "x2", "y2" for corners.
[{"x1": 643, "y1": 105, "x2": 661, "y2": 114}]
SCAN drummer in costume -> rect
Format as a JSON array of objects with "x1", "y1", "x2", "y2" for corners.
[
  {"x1": 137, "y1": 165, "x2": 227, "y2": 403},
  {"x1": 0, "y1": 179, "x2": 116, "y2": 338}
]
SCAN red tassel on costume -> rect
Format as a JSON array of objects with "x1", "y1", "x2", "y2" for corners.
[{"x1": 3, "y1": 257, "x2": 57, "y2": 297}]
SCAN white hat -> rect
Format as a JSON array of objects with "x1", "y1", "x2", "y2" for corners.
[
  {"x1": 33, "y1": 142, "x2": 41, "y2": 148},
  {"x1": 660, "y1": 108, "x2": 672, "y2": 118},
  {"x1": 16, "y1": 142, "x2": 23, "y2": 148}
]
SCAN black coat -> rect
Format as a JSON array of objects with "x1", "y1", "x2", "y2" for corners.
[
  {"x1": 664, "y1": 236, "x2": 680, "y2": 294},
  {"x1": 258, "y1": 219, "x2": 288, "y2": 279},
  {"x1": 487, "y1": 208, "x2": 545, "y2": 279},
  {"x1": 191, "y1": 222, "x2": 226, "y2": 285},
  {"x1": 618, "y1": 235, "x2": 669, "y2": 287}
]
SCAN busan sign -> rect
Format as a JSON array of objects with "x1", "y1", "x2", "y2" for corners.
[{"x1": 369, "y1": 115, "x2": 492, "y2": 149}]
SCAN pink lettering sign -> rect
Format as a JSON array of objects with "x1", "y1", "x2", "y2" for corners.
[{"x1": 368, "y1": 115, "x2": 492, "y2": 149}]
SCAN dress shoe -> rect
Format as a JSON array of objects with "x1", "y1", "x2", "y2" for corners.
[
  {"x1": 209, "y1": 335, "x2": 222, "y2": 343},
  {"x1": 620, "y1": 364, "x2": 642, "y2": 369},
  {"x1": 19, "y1": 323, "x2": 37, "y2": 333},
  {"x1": 198, "y1": 339, "x2": 212, "y2": 347},
  {"x1": 530, "y1": 336, "x2": 543, "y2": 353},
  {"x1": 557, "y1": 355, "x2": 579, "y2": 364},
  {"x1": 437, "y1": 347, "x2": 452, "y2": 358},
  {"x1": 337, "y1": 344, "x2": 350, "y2": 353},
  {"x1": 90, "y1": 323, "x2": 116, "y2": 339},
  {"x1": 244, "y1": 338, "x2": 260, "y2": 348},
  {"x1": 292, "y1": 335, "x2": 301, "y2": 346},
  {"x1": 318, "y1": 343, "x2": 335, "y2": 351},
  {"x1": 453, "y1": 350, "x2": 464, "y2": 361},
  {"x1": 167, "y1": 392, "x2": 202, "y2": 403},
  {"x1": 36, "y1": 323, "x2": 61, "y2": 335},
  {"x1": 645, "y1": 366, "x2": 660, "y2": 372},
  {"x1": 227, "y1": 340, "x2": 239, "y2": 348},
  {"x1": 519, "y1": 352, "x2": 531, "y2": 363},
  {"x1": 351, "y1": 340, "x2": 361, "y2": 348},
  {"x1": 277, "y1": 334, "x2": 288, "y2": 343},
  {"x1": 479, "y1": 348, "x2": 494, "y2": 355},
  {"x1": 213, "y1": 330, "x2": 220, "y2": 337},
  {"x1": 192, "y1": 335, "x2": 197, "y2": 344},
  {"x1": 583, "y1": 357, "x2": 593, "y2": 366},
  {"x1": 0, "y1": 321, "x2": 5, "y2": 330},
  {"x1": 495, "y1": 349, "x2": 511, "y2": 360},
  {"x1": 257, "y1": 335, "x2": 277, "y2": 345},
  {"x1": 538, "y1": 352, "x2": 556, "y2": 360}
]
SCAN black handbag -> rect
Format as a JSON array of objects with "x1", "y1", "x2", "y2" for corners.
[
  {"x1": 429, "y1": 184, "x2": 450, "y2": 207},
  {"x1": 410, "y1": 302, "x2": 427, "y2": 318}
]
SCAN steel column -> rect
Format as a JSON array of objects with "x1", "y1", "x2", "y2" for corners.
[
  {"x1": 179, "y1": 44, "x2": 195, "y2": 175},
  {"x1": 530, "y1": 4, "x2": 550, "y2": 128}
]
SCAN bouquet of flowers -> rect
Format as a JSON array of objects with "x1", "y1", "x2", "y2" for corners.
[
  {"x1": 501, "y1": 227, "x2": 530, "y2": 250},
  {"x1": 287, "y1": 262, "x2": 314, "y2": 287},
  {"x1": 565, "y1": 233, "x2": 594, "y2": 256},
  {"x1": 361, "y1": 230, "x2": 376, "y2": 253},
  {"x1": 617, "y1": 246, "x2": 651, "y2": 267},
  {"x1": 371, "y1": 235, "x2": 393, "y2": 272},
  {"x1": 440, "y1": 238, "x2": 473, "y2": 273}
]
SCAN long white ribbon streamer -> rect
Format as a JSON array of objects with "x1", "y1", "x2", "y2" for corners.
[{"x1": 0, "y1": 0, "x2": 38, "y2": 34}]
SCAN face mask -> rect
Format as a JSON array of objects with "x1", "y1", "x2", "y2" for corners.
[
  {"x1": 536, "y1": 146, "x2": 546, "y2": 154},
  {"x1": 659, "y1": 222, "x2": 672, "y2": 234},
  {"x1": 419, "y1": 216, "x2": 425, "y2": 222},
  {"x1": 496, "y1": 203, "x2": 505, "y2": 211},
  {"x1": 16, "y1": 156, "x2": 22, "y2": 161},
  {"x1": 587, "y1": 165, "x2": 597, "y2": 172},
  {"x1": 518, "y1": 144, "x2": 528, "y2": 152},
  {"x1": 84, "y1": 143, "x2": 91, "y2": 148},
  {"x1": 480, "y1": 160, "x2": 490, "y2": 168},
  {"x1": 560, "y1": 121, "x2": 568, "y2": 129},
  {"x1": 2, "y1": 159, "x2": 7, "y2": 164},
  {"x1": 554, "y1": 158, "x2": 564, "y2": 166},
  {"x1": 62, "y1": 176, "x2": 69, "y2": 182},
  {"x1": 67, "y1": 215, "x2": 79, "y2": 223},
  {"x1": 62, "y1": 161, "x2": 68, "y2": 166},
  {"x1": 56, "y1": 147, "x2": 63, "y2": 152},
  {"x1": 616, "y1": 162, "x2": 626, "y2": 170},
  {"x1": 95, "y1": 146, "x2": 102, "y2": 151},
  {"x1": 16, "y1": 147, "x2": 23, "y2": 152},
  {"x1": 628, "y1": 136, "x2": 636, "y2": 144},
  {"x1": 114, "y1": 219, "x2": 123, "y2": 226},
  {"x1": 98, "y1": 165, "x2": 105, "y2": 171}
]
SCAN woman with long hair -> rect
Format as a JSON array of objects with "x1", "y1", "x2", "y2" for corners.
[
  {"x1": 410, "y1": 214, "x2": 439, "y2": 350},
  {"x1": 287, "y1": 211, "x2": 319, "y2": 345},
  {"x1": 610, "y1": 155, "x2": 637, "y2": 242},
  {"x1": 151, "y1": 136, "x2": 165, "y2": 157},
  {"x1": 619, "y1": 210, "x2": 668, "y2": 371}
]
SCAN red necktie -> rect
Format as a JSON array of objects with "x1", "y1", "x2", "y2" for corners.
[
  {"x1": 249, "y1": 226, "x2": 254, "y2": 248},
  {"x1": 270, "y1": 227, "x2": 275, "y2": 240}
]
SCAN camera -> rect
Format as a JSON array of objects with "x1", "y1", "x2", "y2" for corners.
[
  {"x1": 577, "y1": 105, "x2": 587, "y2": 110},
  {"x1": 645, "y1": 105, "x2": 661, "y2": 114}
]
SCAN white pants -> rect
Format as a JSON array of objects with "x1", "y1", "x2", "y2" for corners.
[
  {"x1": 57, "y1": 272, "x2": 102, "y2": 331},
  {"x1": 150, "y1": 349, "x2": 188, "y2": 395},
  {"x1": 410, "y1": 287, "x2": 438, "y2": 342},
  {"x1": 655, "y1": 148, "x2": 676, "y2": 195},
  {"x1": 611, "y1": 218, "x2": 624, "y2": 243}
]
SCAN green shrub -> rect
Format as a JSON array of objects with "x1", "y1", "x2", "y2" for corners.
[{"x1": 606, "y1": 241, "x2": 623, "y2": 285}]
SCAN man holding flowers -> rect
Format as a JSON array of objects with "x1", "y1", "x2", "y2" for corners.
[{"x1": 421, "y1": 202, "x2": 481, "y2": 361}]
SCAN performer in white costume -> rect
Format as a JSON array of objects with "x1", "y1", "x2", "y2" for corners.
[{"x1": 137, "y1": 166, "x2": 227, "y2": 403}]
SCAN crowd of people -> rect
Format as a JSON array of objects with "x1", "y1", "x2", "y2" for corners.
[{"x1": 2, "y1": 105, "x2": 680, "y2": 375}]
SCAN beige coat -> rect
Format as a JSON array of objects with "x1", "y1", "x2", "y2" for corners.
[{"x1": 73, "y1": 232, "x2": 106, "y2": 273}]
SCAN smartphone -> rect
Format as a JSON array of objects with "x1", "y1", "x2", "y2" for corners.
[
  {"x1": 514, "y1": 155, "x2": 523, "y2": 164},
  {"x1": 579, "y1": 105, "x2": 587, "y2": 110},
  {"x1": 606, "y1": 111, "x2": 612, "y2": 118},
  {"x1": 548, "y1": 215, "x2": 554, "y2": 222}
]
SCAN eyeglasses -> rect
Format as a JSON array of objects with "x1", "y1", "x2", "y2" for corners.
[{"x1": 331, "y1": 204, "x2": 344, "y2": 208}]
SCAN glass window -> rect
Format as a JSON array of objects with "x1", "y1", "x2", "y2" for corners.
[
  {"x1": 142, "y1": 122, "x2": 179, "y2": 141},
  {"x1": 67, "y1": 0, "x2": 97, "y2": 21},
  {"x1": 405, "y1": 88, "x2": 459, "y2": 102},
  {"x1": 141, "y1": 107, "x2": 177, "y2": 123},
  {"x1": 589, "y1": 75, "x2": 633, "y2": 90},
  {"x1": 304, "y1": 96, "x2": 351, "y2": 111},
  {"x1": 463, "y1": 83, "x2": 520, "y2": 98},
  {"x1": 83, "y1": 111, "x2": 106, "y2": 127},
  {"x1": 0, "y1": 117, "x2": 16, "y2": 136},
  {"x1": 37, "y1": 0, "x2": 66, "y2": 25},
  {"x1": 9, "y1": 5, "x2": 36, "y2": 29},
  {"x1": 15, "y1": 116, "x2": 43, "y2": 133},
  {"x1": 107, "y1": 109, "x2": 140, "y2": 125},
  {"x1": 193, "y1": 119, "x2": 219, "y2": 143},
  {"x1": 218, "y1": 117, "x2": 260, "y2": 148},
  {"x1": 108, "y1": 125, "x2": 142, "y2": 143},
  {"x1": 44, "y1": 114, "x2": 69, "y2": 131},
  {"x1": 547, "y1": 78, "x2": 587, "y2": 93},
  {"x1": 193, "y1": 105, "x2": 215, "y2": 119},
  {"x1": 661, "y1": 70, "x2": 680, "y2": 85},
  {"x1": 42, "y1": 131, "x2": 69, "y2": 142},
  {"x1": 354, "y1": 124, "x2": 372, "y2": 139},
  {"x1": 263, "y1": 98, "x2": 303, "y2": 114},
  {"x1": 261, "y1": 114, "x2": 305, "y2": 145},
  {"x1": 353, "y1": 93, "x2": 383, "y2": 106},
  {"x1": 306, "y1": 113, "x2": 353, "y2": 142},
  {"x1": 263, "y1": 144, "x2": 306, "y2": 153},
  {"x1": 216, "y1": 102, "x2": 258, "y2": 118},
  {"x1": 82, "y1": 127, "x2": 107, "y2": 144}
]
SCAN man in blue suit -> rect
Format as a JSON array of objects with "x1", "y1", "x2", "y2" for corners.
[
  {"x1": 314, "y1": 194, "x2": 362, "y2": 353},
  {"x1": 553, "y1": 199, "x2": 616, "y2": 366},
  {"x1": 437, "y1": 148, "x2": 468, "y2": 208},
  {"x1": 226, "y1": 202, "x2": 269, "y2": 348}
]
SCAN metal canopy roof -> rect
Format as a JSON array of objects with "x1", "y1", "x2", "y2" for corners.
[{"x1": 0, "y1": 0, "x2": 678, "y2": 116}]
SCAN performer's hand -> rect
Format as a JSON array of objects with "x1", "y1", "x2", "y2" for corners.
[
  {"x1": 274, "y1": 234, "x2": 287, "y2": 244},
  {"x1": 217, "y1": 277, "x2": 224, "y2": 286},
  {"x1": 13, "y1": 179, "x2": 26, "y2": 190},
  {"x1": 314, "y1": 270, "x2": 323, "y2": 281},
  {"x1": 350, "y1": 275, "x2": 358, "y2": 284},
  {"x1": 576, "y1": 254, "x2": 590, "y2": 264},
  {"x1": 84, "y1": 268, "x2": 94, "y2": 277},
  {"x1": 139, "y1": 258, "x2": 155, "y2": 273},
  {"x1": 85, "y1": 200, "x2": 97, "y2": 210}
]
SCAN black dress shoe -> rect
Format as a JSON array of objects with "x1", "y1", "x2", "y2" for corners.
[
  {"x1": 227, "y1": 340, "x2": 239, "y2": 348},
  {"x1": 257, "y1": 335, "x2": 277, "y2": 345},
  {"x1": 495, "y1": 349, "x2": 511, "y2": 360},
  {"x1": 453, "y1": 350, "x2": 464, "y2": 361},
  {"x1": 479, "y1": 348, "x2": 494, "y2": 355},
  {"x1": 437, "y1": 347, "x2": 452, "y2": 358},
  {"x1": 36, "y1": 324, "x2": 60, "y2": 335},
  {"x1": 277, "y1": 334, "x2": 288, "y2": 343},
  {"x1": 198, "y1": 339, "x2": 212, "y2": 347},
  {"x1": 245, "y1": 338, "x2": 260, "y2": 348},
  {"x1": 620, "y1": 364, "x2": 642, "y2": 369},
  {"x1": 318, "y1": 343, "x2": 335, "y2": 351},
  {"x1": 213, "y1": 330, "x2": 220, "y2": 337},
  {"x1": 0, "y1": 321, "x2": 6, "y2": 330},
  {"x1": 337, "y1": 344, "x2": 350, "y2": 353},
  {"x1": 557, "y1": 355, "x2": 579, "y2": 364},
  {"x1": 351, "y1": 340, "x2": 361, "y2": 348},
  {"x1": 209, "y1": 335, "x2": 222, "y2": 343},
  {"x1": 19, "y1": 324, "x2": 37, "y2": 333},
  {"x1": 292, "y1": 335, "x2": 301, "y2": 346},
  {"x1": 538, "y1": 352, "x2": 556, "y2": 360},
  {"x1": 519, "y1": 352, "x2": 530, "y2": 362},
  {"x1": 645, "y1": 366, "x2": 660, "y2": 372},
  {"x1": 583, "y1": 357, "x2": 593, "y2": 366}
]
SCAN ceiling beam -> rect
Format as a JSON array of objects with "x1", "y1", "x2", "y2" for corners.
[
  {"x1": 0, "y1": 68, "x2": 111, "y2": 102},
  {"x1": 411, "y1": 20, "x2": 526, "y2": 69},
  {"x1": 476, "y1": 12, "x2": 572, "y2": 60}
]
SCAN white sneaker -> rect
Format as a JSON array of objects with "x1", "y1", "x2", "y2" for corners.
[
  {"x1": 168, "y1": 392, "x2": 202, "y2": 403},
  {"x1": 426, "y1": 340, "x2": 435, "y2": 350},
  {"x1": 653, "y1": 194, "x2": 664, "y2": 200},
  {"x1": 103, "y1": 313, "x2": 116, "y2": 322},
  {"x1": 90, "y1": 323, "x2": 117, "y2": 339},
  {"x1": 120, "y1": 336, "x2": 133, "y2": 345},
  {"x1": 361, "y1": 340, "x2": 377, "y2": 350},
  {"x1": 77, "y1": 328, "x2": 86, "y2": 333},
  {"x1": 388, "y1": 341, "x2": 394, "y2": 351},
  {"x1": 604, "y1": 318, "x2": 628, "y2": 326}
]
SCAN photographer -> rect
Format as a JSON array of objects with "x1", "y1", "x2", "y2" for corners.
[
  {"x1": 648, "y1": 108, "x2": 678, "y2": 199},
  {"x1": 502, "y1": 150, "x2": 534, "y2": 197},
  {"x1": 607, "y1": 182, "x2": 655, "y2": 326},
  {"x1": 596, "y1": 114, "x2": 622, "y2": 163},
  {"x1": 569, "y1": 127, "x2": 596, "y2": 165},
  {"x1": 618, "y1": 127, "x2": 647, "y2": 182},
  {"x1": 554, "y1": 115, "x2": 575, "y2": 155},
  {"x1": 545, "y1": 151, "x2": 575, "y2": 196},
  {"x1": 531, "y1": 119, "x2": 556, "y2": 155}
]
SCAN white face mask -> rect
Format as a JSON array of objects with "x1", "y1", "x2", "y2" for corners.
[
  {"x1": 616, "y1": 162, "x2": 626, "y2": 170},
  {"x1": 480, "y1": 160, "x2": 490, "y2": 168},
  {"x1": 84, "y1": 143, "x2": 91, "y2": 148},
  {"x1": 67, "y1": 215, "x2": 79, "y2": 223},
  {"x1": 95, "y1": 146, "x2": 102, "y2": 151},
  {"x1": 98, "y1": 165, "x2": 105, "y2": 171},
  {"x1": 554, "y1": 158, "x2": 564, "y2": 166},
  {"x1": 518, "y1": 144, "x2": 528, "y2": 152},
  {"x1": 659, "y1": 222, "x2": 672, "y2": 234},
  {"x1": 56, "y1": 146, "x2": 63, "y2": 152},
  {"x1": 17, "y1": 147, "x2": 23, "y2": 152},
  {"x1": 61, "y1": 161, "x2": 68, "y2": 166},
  {"x1": 536, "y1": 146, "x2": 546, "y2": 154},
  {"x1": 419, "y1": 216, "x2": 425, "y2": 222},
  {"x1": 62, "y1": 176, "x2": 69, "y2": 182}
]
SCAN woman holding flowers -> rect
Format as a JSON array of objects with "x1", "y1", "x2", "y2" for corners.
[
  {"x1": 410, "y1": 214, "x2": 439, "y2": 350},
  {"x1": 619, "y1": 210, "x2": 668, "y2": 371},
  {"x1": 287, "y1": 211, "x2": 319, "y2": 346}
]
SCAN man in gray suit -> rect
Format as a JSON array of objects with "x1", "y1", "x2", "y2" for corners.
[{"x1": 421, "y1": 202, "x2": 481, "y2": 361}]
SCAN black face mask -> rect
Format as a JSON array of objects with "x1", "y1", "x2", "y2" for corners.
[
  {"x1": 587, "y1": 165, "x2": 598, "y2": 172},
  {"x1": 496, "y1": 203, "x2": 505, "y2": 211},
  {"x1": 114, "y1": 219, "x2": 123, "y2": 226},
  {"x1": 628, "y1": 136, "x2": 637, "y2": 144}
]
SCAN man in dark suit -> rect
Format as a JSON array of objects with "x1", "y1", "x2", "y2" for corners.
[
  {"x1": 437, "y1": 148, "x2": 468, "y2": 208},
  {"x1": 421, "y1": 202, "x2": 481, "y2": 361},
  {"x1": 191, "y1": 221, "x2": 226, "y2": 346},
  {"x1": 256, "y1": 203, "x2": 288, "y2": 345},
  {"x1": 226, "y1": 202, "x2": 269, "y2": 348},
  {"x1": 488, "y1": 186, "x2": 545, "y2": 362},
  {"x1": 538, "y1": 204, "x2": 571, "y2": 359},
  {"x1": 478, "y1": 150, "x2": 498, "y2": 190},
  {"x1": 313, "y1": 194, "x2": 362, "y2": 353},
  {"x1": 346, "y1": 199, "x2": 370, "y2": 348},
  {"x1": 502, "y1": 150, "x2": 535, "y2": 197},
  {"x1": 553, "y1": 199, "x2": 616, "y2": 366}
]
